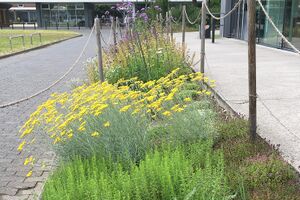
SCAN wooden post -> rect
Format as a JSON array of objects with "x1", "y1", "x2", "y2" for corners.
[
  {"x1": 112, "y1": 16, "x2": 117, "y2": 52},
  {"x1": 116, "y1": 17, "x2": 123, "y2": 38},
  {"x1": 169, "y1": 10, "x2": 173, "y2": 40},
  {"x1": 248, "y1": 0, "x2": 257, "y2": 141},
  {"x1": 95, "y1": 17, "x2": 104, "y2": 82},
  {"x1": 165, "y1": 12, "x2": 169, "y2": 37},
  {"x1": 182, "y1": 5, "x2": 186, "y2": 58},
  {"x1": 200, "y1": 0, "x2": 207, "y2": 73}
]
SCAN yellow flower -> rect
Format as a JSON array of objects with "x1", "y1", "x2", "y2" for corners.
[
  {"x1": 78, "y1": 121, "x2": 86, "y2": 131},
  {"x1": 162, "y1": 111, "x2": 172, "y2": 117},
  {"x1": 132, "y1": 108, "x2": 140, "y2": 115},
  {"x1": 53, "y1": 136, "x2": 61, "y2": 144},
  {"x1": 17, "y1": 141, "x2": 26, "y2": 152},
  {"x1": 205, "y1": 91, "x2": 212, "y2": 96},
  {"x1": 103, "y1": 121, "x2": 110, "y2": 127},
  {"x1": 67, "y1": 133, "x2": 73, "y2": 139},
  {"x1": 184, "y1": 97, "x2": 192, "y2": 102},
  {"x1": 24, "y1": 156, "x2": 33, "y2": 166},
  {"x1": 20, "y1": 127, "x2": 33, "y2": 138},
  {"x1": 91, "y1": 131, "x2": 100, "y2": 137},
  {"x1": 171, "y1": 104, "x2": 180, "y2": 111},
  {"x1": 146, "y1": 95, "x2": 155, "y2": 102},
  {"x1": 120, "y1": 105, "x2": 131, "y2": 112},
  {"x1": 26, "y1": 170, "x2": 33, "y2": 177},
  {"x1": 41, "y1": 162, "x2": 46, "y2": 169}
]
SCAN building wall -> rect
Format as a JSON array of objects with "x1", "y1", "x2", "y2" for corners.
[
  {"x1": 221, "y1": 0, "x2": 300, "y2": 51},
  {"x1": 0, "y1": 3, "x2": 11, "y2": 27},
  {"x1": 84, "y1": 3, "x2": 95, "y2": 27}
]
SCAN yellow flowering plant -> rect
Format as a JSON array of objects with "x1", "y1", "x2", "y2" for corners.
[{"x1": 19, "y1": 68, "x2": 214, "y2": 168}]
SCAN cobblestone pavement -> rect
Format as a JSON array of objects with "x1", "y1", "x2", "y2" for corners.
[{"x1": 0, "y1": 28, "x2": 111, "y2": 200}]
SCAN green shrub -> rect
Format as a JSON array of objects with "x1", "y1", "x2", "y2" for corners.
[
  {"x1": 55, "y1": 105, "x2": 151, "y2": 166},
  {"x1": 86, "y1": 25, "x2": 192, "y2": 84},
  {"x1": 43, "y1": 143, "x2": 233, "y2": 200},
  {"x1": 149, "y1": 102, "x2": 217, "y2": 145}
]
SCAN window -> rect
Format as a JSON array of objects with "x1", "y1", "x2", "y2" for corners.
[
  {"x1": 42, "y1": 4, "x2": 50, "y2": 10},
  {"x1": 18, "y1": 4, "x2": 24, "y2": 7},
  {"x1": 75, "y1": 4, "x2": 84, "y2": 10}
]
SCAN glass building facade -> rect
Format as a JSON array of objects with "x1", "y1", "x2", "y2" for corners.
[
  {"x1": 36, "y1": 3, "x2": 94, "y2": 28},
  {"x1": 40, "y1": 3, "x2": 84, "y2": 27},
  {"x1": 221, "y1": 0, "x2": 300, "y2": 51}
]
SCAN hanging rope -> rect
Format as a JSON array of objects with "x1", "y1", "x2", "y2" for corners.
[
  {"x1": 257, "y1": 0, "x2": 300, "y2": 54},
  {"x1": 169, "y1": 10, "x2": 183, "y2": 24},
  {"x1": 100, "y1": 22, "x2": 113, "y2": 47},
  {"x1": 0, "y1": 25, "x2": 96, "y2": 108},
  {"x1": 184, "y1": 9, "x2": 201, "y2": 25},
  {"x1": 204, "y1": 0, "x2": 242, "y2": 20}
]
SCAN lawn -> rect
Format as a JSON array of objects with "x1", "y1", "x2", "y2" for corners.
[{"x1": 0, "y1": 29, "x2": 80, "y2": 56}]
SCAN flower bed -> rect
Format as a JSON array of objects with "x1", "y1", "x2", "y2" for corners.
[{"x1": 18, "y1": 6, "x2": 300, "y2": 200}]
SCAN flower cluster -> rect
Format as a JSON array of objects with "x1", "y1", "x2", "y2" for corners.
[{"x1": 18, "y1": 69, "x2": 213, "y2": 174}]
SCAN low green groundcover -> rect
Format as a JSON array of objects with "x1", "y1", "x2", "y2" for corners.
[{"x1": 42, "y1": 142, "x2": 233, "y2": 200}]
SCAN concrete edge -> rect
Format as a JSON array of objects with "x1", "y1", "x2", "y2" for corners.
[
  {"x1": 189, "y1": 66, "x2": 242, "y2": 119},
  {"x1": 0, "y1": 34, "x2": 82, "y2": 60},
  {"x1": 224, "y1": 37, "x2": 300, "y2": 57}
]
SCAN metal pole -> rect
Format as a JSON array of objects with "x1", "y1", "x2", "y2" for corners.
[
  {"x1": 212, "y1": 18, "x2": 215, "y2": 43},
  {"x1": 39, "y1": 33, "x2": 42, "y2": 44},
  {"x1": 200, "y1": 0, "x2": 207, "y2": 73},
  {"x1": 182, "y1": 5, "x2": 186, "y2": 58},
  {"x1": 95, "y1": 18, "x2": 104, "y2": 82},
  {"x1": 248, "y1": 0, "x2": 257, "y2": 141},
  {"x1": 22, "y1": 35, "x2": 25, "y2": 49},
  {"x1": 9, "y1": 37, "x2": 12, "y2": 51}
]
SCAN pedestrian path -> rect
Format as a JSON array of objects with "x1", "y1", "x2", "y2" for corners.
[
  {"x1": 175, "y1": 32, "x2": 300, "y2": 173},
  {"x1": 0, "y1": 28, "x2": 111, "y2": 199}
]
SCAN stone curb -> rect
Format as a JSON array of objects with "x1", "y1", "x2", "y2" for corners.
[{"x1": 0, "y1": 34, "x2": 82, "y2": 60}]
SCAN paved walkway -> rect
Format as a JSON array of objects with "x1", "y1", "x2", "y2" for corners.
[
  {"x1": 0, "y1": 28, "x2": 110, "y2": 199},
  {"x1": 175, "y1": 32, "x2": 300, "y2": 173}
]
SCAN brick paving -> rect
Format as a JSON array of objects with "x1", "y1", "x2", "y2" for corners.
[{"x1": 0, "y1": 28, "x2": 110, "y2": 199}]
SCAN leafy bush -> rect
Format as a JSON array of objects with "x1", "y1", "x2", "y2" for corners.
[
  {"x1": 86, "y1": 25, "x2": 192, "y2": 84},
  {"x1": 43, "y1": 143, "x2": 232, "y2": 200},
  {"x1": 148, "y1": 101, "x2": 217, "y2": 147}
]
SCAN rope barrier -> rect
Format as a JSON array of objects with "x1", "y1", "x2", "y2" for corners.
[
  {"x1": 204, "y1": 0, "x2": 242, "y2": 21},
  {"x1": 257, "y1": 0, "x2": 300, "y2": 54},
  {"x1": 100, "y1": 22, "x2": 113, "y2": 47},
  {"x1": 184, "y1": 9, "x2": 201, "y2": 25},
  {"x1": 0, "y1": 25, "x2": 96, "y2": 109},
  {"x1": 169, "y1": 10, "x2": 183, "y2": 25}
]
